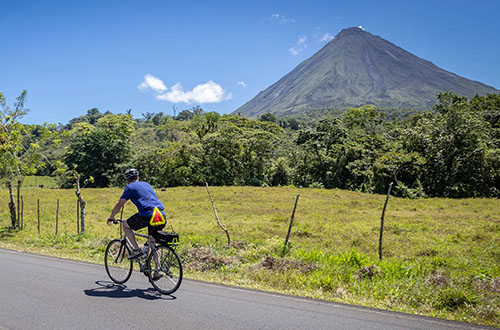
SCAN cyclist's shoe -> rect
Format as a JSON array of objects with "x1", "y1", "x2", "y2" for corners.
[
  {"x1": 152, "y1": 271, "x2": 163, "y2": 281},
  {"x1": 128, "y1": 248, "x2": 144, "y2": 260}
]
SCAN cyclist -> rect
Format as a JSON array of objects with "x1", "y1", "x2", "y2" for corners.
[{"x1": 107, "y1": 168, "x2": 166, "y2": 259}]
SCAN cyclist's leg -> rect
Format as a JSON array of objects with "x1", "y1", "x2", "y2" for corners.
[
  {"x1": 123, "y1": 220, "x2": 139, "y2": 250},
  {"x1": 148, "y1": 224, "x2": 166, "y2": 273},
  {"x1": 124, "y1": 213, "x2": 149, "y2": 251}
]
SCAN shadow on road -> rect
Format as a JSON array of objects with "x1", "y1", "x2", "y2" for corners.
[{"x1": 84, "y1": 281, "x2": 176, "y2": 301}]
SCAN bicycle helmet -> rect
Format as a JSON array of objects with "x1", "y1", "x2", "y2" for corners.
[{"x1": 124, "y1": 168, "x2": 139, "y2": 182}]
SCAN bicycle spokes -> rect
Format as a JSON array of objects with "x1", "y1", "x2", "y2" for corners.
[{"x1": 147, "y1": 245, "x2": 183, "y2": 295}]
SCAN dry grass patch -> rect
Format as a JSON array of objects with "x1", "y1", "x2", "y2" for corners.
[
  {"x1": 185, "y1": 246, "x2": 238, "y2": 271},
  {"x1": 257, "y1": 255, "x2": 317, "y2": 273}
]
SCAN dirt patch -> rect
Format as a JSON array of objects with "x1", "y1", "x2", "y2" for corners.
[
  {"x1": 257, "y1": 255, "x2": 317, "y2": 273},
  {"x1": 185, "y1": 247, "x2": 238, "y2": 272}
]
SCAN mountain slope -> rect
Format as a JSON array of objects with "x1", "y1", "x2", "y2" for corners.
[{"x1": 235, "y1": 27, "x2": 499, "y2": 117}]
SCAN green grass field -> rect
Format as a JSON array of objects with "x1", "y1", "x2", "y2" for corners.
[
  {"x1": 0, "y1": 186, "x2": 499, "y2": 326},
  {"x1": 20, "y1": 176, "x2": 59, "y2": 189}
]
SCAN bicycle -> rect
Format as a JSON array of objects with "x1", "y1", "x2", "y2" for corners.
[{"x1": 104, "y1": 220, "x2": 183, "y2": 295}]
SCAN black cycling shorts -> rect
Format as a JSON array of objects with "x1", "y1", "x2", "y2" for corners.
[{"x1": 126, "y1": 213, "x2": 165, "y2": 235}]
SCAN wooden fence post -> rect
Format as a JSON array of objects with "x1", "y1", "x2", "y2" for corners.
[
  {"x1": 76, "y1": 199, "x2": 80, "y2": 235},
  {"x1": 17, "y1": 180, "x2": 21, "y2": 229},
  {"x1": 20, "y1": 196, "x2": 24, "y2": 229},
  {"x1": 379, "y1": 182, "x2": 393, "y2": 260},
  {"x1": 283, "y1": 194, "x2": 300, "y2": 256},
  {"x1": 37, "y1": 199, "x2": 40, "y2": 235},
  {"x1": 55, "y1": 199, "x2": 59, "y2": 236}
]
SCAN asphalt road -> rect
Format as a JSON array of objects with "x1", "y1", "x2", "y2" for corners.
[{"x1": 0, "y1": 248, "x2": 495, "y2": 330}]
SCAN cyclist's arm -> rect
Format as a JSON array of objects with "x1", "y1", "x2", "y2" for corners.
[{"x1": 107, "y1": 198, "x2": 128, "y2": 223}]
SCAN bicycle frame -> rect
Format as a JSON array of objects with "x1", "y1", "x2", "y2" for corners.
[
  {"x1": 113, "y1": 219, "x2": 160, "y2": 273},
  {"x1": 122, "y1": 231, "x2": 160, "y2": 273}
]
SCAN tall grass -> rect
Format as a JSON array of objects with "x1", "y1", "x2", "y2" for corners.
[{"x1": 0, "y1": 186, "x2": 498, "y2": 326}]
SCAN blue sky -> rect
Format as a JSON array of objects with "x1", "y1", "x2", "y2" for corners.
[{"x1": 1, "y1": 0, "x2": 499, "y2": 124}]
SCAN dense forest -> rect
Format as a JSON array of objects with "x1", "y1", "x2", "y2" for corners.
[{"x1": 1, "y1": 91, "x2": 499, "y2": 199}]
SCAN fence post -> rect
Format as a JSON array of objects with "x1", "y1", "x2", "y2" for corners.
[
  {"x1": 55, "y1": 199, "x2": 59, "y2": 236},
  {"x1": 379, "y1": 182, "x2": 393, "y2": 260},
  {"x1": 76, "y1": 199, "x2": 80, "y2": 235},
  {"x1": 37, "y1": 199, "x2": 40, "y2": 235},
  {"x1": 20, "y1": 196, "x2": 24, "y2": 229},
  {"x1": 283, "y1": 194, "x2": 300, "y2": 256}
]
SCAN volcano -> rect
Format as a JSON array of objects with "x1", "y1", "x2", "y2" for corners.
[{"x1": 235, "y1": 27, "x2": 498, "y2": 117}]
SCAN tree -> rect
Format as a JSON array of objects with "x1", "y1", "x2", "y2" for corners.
[
  {"x1": 141, "y1": 112, "x2": 155, "y2": 122},
  {"x1": 73, "y1": 169, "x2": 93, "y2": 233},
  {"x1": 397, "y1": 92, "x2": 499, "y2": 197},
  {"x1": 64, "y1": 114, "x2": 135, "y2": 187},
  {"x1": 151, "y1": 112, "x2": 167, "y2": 126},
  {"x1": 0, "y1": 91, "x2": 30, "y2": 227},
  {"x1": 295, "y1": 117, "x2": 348, "y2": 188},
  {"x1": 430, "y1": 92, "x2": 497, "y2": 196},
  {"x1": 198, "y1": 115, "x2": 281, "y2": 186},
  {"x1": 190, "y1": 112, "x2": 220, "y2": 140},
  {"x1": 176, "y1": 109, "x2": 195, "y2": 121},
  {"x1": 259, "y1": 113, "x2": 277, "y2": 123},
  {"x1": 68, "y1": 108, "x2": 105, "y2": 127}
]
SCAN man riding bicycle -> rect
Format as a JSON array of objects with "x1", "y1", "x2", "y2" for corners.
[{"x1": 107, "y1": 168, "x2": 166, "y2": 259}]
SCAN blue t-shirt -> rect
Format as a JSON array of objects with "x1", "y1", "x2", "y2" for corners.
[{"x1": 120, "y1": 181, "x2": 164, "y2": 217}]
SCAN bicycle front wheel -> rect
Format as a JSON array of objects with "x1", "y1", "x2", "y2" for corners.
[
  {"x1": 147, "y1": 245, "x2": 183, "y2": 295},
  {"x1": 105, "y1": 239, "x2": 133, "y2": 284}
]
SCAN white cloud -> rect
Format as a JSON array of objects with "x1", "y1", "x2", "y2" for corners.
[
  {"x1": 237, "y1": 81, "x2": 247, "y2": 88},
  {"x1": 139, "y1": 74, "x2": 231, "y2": 104},
  {"x1": 358, "y1": 25, "x2": 365, "y2": 31},
  {"x1": 155, "y1": 81, "x2": 231, "y2": 104},
  {"x1": 320, "y1": 33, "x2": 334, "y2": 42},
  {"x1": 269, "y1": 13, "x2": 295, "y2": 24},
  {"x1": 289, "y1": 35, "x2": 308, "y2": 56},
  {"x1": 289, "y1": 47, "x2": 299, "y2": 56},
  {"x1": 138, "y1": 74, "x2": 167, "y2": 92}
]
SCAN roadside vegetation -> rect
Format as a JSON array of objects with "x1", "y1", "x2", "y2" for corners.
[{"x1": 0, "y1": 186, "x2": 498, "y2": 327}]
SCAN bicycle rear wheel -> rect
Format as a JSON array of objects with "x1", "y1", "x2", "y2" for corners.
[
  {"x1": 105, "y1": 239, "x2": 133, "y2": 284},
  {"x1": 147, "y1": 245, "x2": 183, "y2": 295}
]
